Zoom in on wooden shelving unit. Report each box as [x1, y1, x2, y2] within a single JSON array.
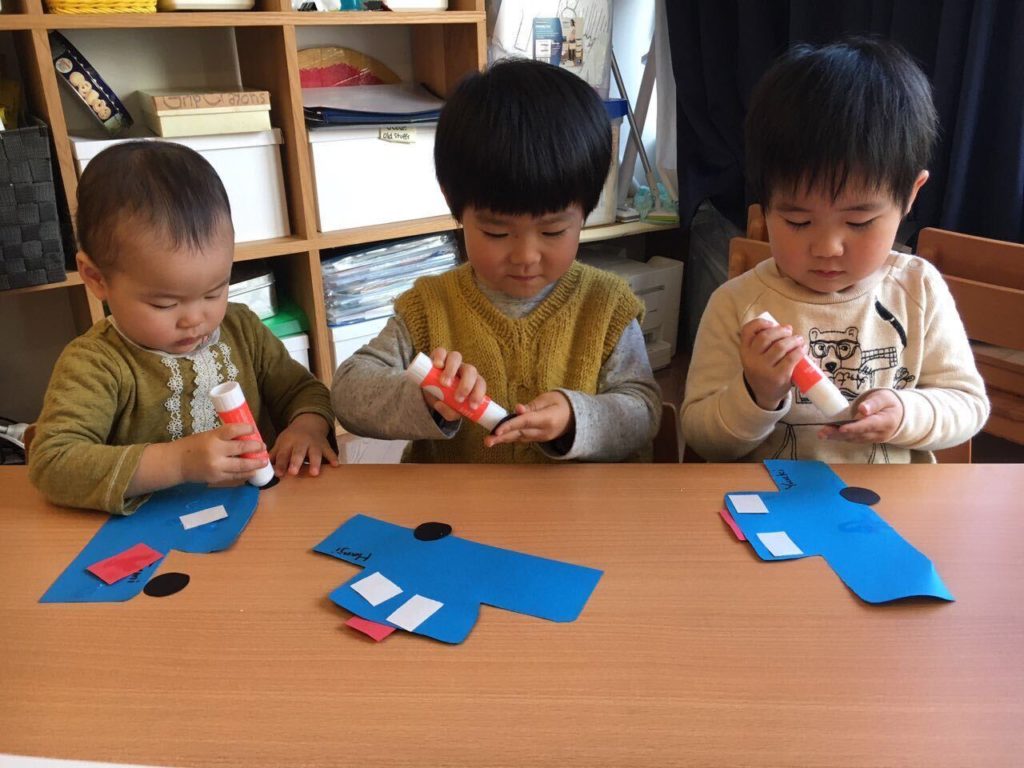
[[1, 0, 486, 382], [2, 3, 676, 389]]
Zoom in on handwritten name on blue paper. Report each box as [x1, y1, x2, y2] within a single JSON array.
[[315, 515, 603, 644], [724, 460, 953, 604]]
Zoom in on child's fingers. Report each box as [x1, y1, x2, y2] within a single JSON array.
[[817, 425, 840, 440], [766, 335, 804, 367], [453, 364, 478, 402], [746, 324, 793, 354], [287, 445, 307, 476], [232, 455, 272, 477], [306, 446, 324, 476], [740, 317, 779, 345], [273, 445, 291, 476], [231, 438, 266, 457], [431, 400, 460, 422], [429, 347, 448, 369], [487, 409, 556, 446], [485, 413, 530, 446], [441, 350, 463, 386], [466, 374, 488, 410], [219, 422, 257, 439], [322, 442, 340, 467]]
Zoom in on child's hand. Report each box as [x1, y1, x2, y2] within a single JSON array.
[[818, 389, 904, 444], [484, 391, 573, 448], [422, 347, 488, 421], [177, 423, 271, 485], [270, 413, 339, 477], [739, 316, 805, 410]]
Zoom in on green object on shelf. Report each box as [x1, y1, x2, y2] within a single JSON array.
[[262, 299, 309, 338]]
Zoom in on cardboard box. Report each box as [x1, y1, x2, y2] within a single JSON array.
[[308, 123, 449, 232], [138, 89, 271, 138], [69, 130, 290, 244]]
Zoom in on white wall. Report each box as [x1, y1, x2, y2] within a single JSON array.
[[610, 0, 657, 196]]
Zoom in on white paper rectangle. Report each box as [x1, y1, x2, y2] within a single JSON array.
[[179, 504, 228, 530], [757, 531, 804, 557], [729, 494, 770, 514], [351, 572, 403, 607], [386, 594, 443, 632]]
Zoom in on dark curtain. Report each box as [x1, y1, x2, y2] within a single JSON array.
[[664, 0, 1024, 244]]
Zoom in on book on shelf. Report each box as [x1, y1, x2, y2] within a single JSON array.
[[139, 88, 272, 138]]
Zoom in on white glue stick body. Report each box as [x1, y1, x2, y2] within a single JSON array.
[[209, 381, 276, 487], [405, 352, 511, 433], [756, 312, 851, 420]]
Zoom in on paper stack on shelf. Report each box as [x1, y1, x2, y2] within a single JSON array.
[[321, 233, 459, 327], [303, 83, 444, 126]]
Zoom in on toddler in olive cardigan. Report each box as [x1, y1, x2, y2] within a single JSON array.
[[30, 142, 336, 513]]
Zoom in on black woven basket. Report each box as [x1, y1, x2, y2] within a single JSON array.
[[0, 120, 67, 291]]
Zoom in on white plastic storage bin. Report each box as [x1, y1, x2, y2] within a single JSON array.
[[308, 123, 449, 232], [330, 316, 389, 372], [281, 332, 311, 371], [69, 130, 290, 244]]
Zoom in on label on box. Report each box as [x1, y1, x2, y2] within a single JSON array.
[[145, 89, 271, 114], [379, 125, 416, 144]]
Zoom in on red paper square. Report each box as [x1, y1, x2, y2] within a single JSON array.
[[346, 615, 396, 642], [87, 543, 164, 585]]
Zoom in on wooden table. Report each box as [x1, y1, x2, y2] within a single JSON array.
[[2, 464, 1023, 767]]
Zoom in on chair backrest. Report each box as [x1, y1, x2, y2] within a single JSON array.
[[728, 236, 773, 280], [916, 227, 1024, 351], [916, 227, 1024, 452], [652, 402, 681, 463], [746, 203, 768, 241]]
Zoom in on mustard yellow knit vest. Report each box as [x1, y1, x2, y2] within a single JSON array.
[[395, 261, 643, 463]]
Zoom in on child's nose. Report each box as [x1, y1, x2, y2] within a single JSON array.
[[811, 230, 844, 258], [508, 239, 541, 265], [177, 307, 204, 329]]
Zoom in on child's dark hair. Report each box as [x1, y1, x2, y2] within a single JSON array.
[[745, 36, 938, 211], [76, 141, 232, 269], [434, 58, 611, 220]]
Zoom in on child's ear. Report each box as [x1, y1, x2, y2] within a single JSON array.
[[76, 251, 108, 301], [904, 170, 930, 214]]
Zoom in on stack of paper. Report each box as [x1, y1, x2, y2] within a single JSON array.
[[321, 233, 458, 327], [303, 83, 444, 126]]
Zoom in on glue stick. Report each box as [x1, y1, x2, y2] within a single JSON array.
[[405, 352, 511, 432], [209, 381, 276, 487], [756, 312, 851, 420]]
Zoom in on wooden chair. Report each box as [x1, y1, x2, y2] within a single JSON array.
[[746, 203, 768, 242], [653, 402, 681, 463], [916, 227, 1024, 448], [728, 236, 772, 279]]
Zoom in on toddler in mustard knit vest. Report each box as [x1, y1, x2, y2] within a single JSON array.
[[332, 59, 661, 462]]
